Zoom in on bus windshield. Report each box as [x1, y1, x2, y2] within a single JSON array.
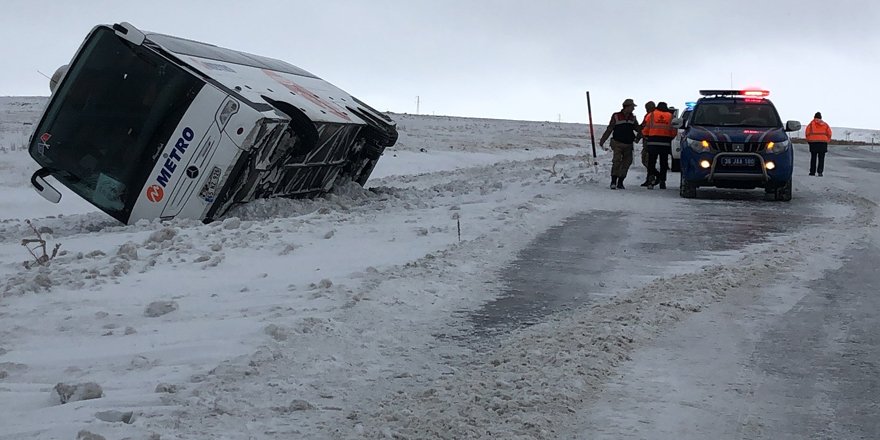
[[29, 26, 203, 223], [691, 101, 781, 128]]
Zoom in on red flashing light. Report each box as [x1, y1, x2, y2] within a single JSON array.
[[743, 130, 760, 134], [744, 98, 764, 103], [699, 89, 772, 98]]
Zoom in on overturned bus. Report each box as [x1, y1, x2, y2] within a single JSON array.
[[29, 22, 397, 225]]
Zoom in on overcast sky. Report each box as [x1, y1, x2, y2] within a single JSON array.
[[2, 0, 878, 129]]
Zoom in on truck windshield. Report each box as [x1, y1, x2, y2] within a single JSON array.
[[691, 101, 781, 128], [29, 26, 203, 223]]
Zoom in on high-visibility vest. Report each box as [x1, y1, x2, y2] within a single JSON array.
[[805, 119, 832, 143], [644, 110, 676, 138]]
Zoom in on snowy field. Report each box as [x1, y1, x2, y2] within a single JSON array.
[[1, 96, 879, 439]]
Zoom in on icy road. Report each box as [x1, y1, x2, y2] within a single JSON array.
[[0, 105, 878, 439]]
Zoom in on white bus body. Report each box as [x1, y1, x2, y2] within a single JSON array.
[[29, 22, 397, 224]]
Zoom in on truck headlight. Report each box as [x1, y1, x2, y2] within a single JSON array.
[[765, 139, 791, 153], [687, 138, 711, 152]]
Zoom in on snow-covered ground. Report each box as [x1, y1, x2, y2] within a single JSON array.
[[1, 96, 878, 439]]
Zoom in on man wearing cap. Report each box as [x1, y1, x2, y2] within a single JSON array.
[[805, 112, 833, 176], [599, 98, 642, 189]]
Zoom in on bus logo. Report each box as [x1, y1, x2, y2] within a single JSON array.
[[146, 184, 165, 203], [155, 127, 195, 187]]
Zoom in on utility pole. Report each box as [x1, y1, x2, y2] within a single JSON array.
[[558, 114, 561, 123], [585, 91, 598, 165], [416, 96, 420, 115]]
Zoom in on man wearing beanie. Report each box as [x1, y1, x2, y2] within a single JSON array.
[[805, 112, 833, 176]]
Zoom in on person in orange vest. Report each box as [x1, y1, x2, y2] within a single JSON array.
[[639, 101, 656, 187], [599, 98, 642, 189], [805, 112, 833, 176], [642, 102, 677, 189]]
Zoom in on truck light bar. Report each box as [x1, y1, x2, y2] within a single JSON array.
[[699, 89, 770, 97]]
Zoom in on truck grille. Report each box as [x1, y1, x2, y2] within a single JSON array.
[[713, 142, 762, 153]]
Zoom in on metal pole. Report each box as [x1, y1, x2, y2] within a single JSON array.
[[586, 91, 598, 165]]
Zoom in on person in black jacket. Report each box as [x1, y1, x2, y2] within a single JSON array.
[[599, 99, 642, 189]]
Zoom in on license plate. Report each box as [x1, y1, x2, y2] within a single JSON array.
[[720, 157, 756, 167], [198, 166, 222, 202]]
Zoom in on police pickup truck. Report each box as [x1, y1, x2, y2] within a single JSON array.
[[674, 90, 801, 201], [669, 102, 694, 172]]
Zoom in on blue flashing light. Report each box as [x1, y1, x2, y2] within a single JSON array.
[[685, 101, 697, 110]]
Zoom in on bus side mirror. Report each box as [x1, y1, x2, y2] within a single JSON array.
[[785, 120, 801, 132], [113, 22, 145, 45], [31, 168, 62, 204], [671, 117, 684, 129]]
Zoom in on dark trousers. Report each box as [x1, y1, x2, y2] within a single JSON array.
[[810, 152, 826, 174], [647, 151, 669, 183]]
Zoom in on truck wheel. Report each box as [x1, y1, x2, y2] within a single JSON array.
[[775, 179, 792, 201], [671, 158, 681, 172], [679, 174, 697, 198]]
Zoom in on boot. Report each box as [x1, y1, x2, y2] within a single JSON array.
[[617, 176, 626, 190], [610, 176, 618, 190], [659, 181, 667, 189], [640, 177, 650, 187]]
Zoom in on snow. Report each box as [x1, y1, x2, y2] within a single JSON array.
[[1, 96, 879, 439]]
